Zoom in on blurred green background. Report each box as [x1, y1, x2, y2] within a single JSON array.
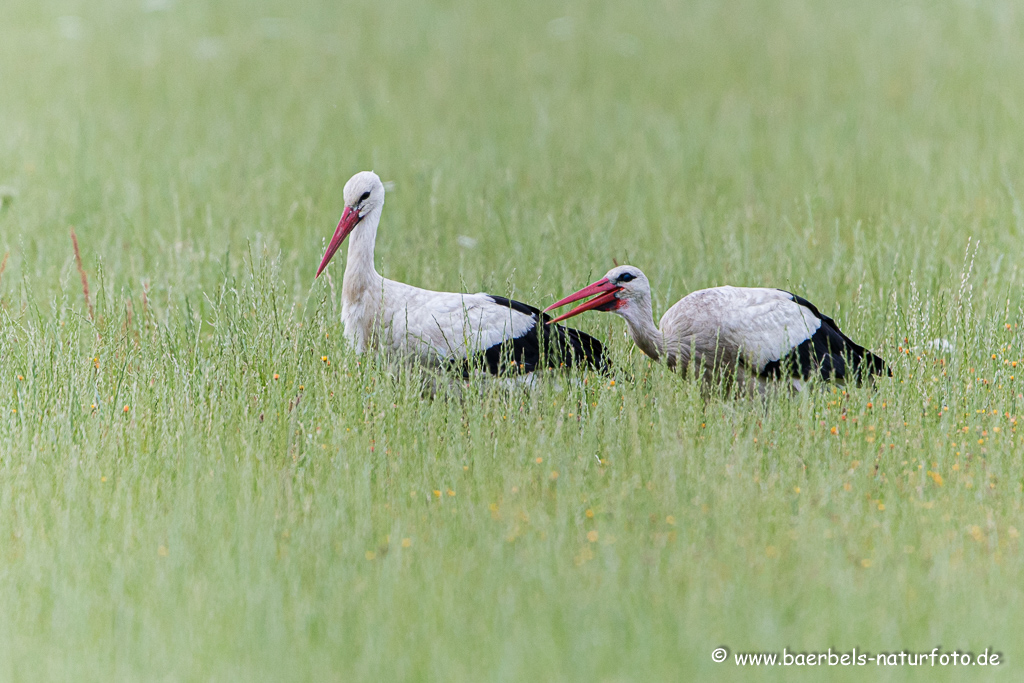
[[4, 0, 1022, 303]]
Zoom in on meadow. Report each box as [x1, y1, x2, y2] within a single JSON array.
[[1, 0, 1023, 680]]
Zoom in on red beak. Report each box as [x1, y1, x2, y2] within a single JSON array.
[[544, 278, 622, 324], [315, 206, 362, 278]]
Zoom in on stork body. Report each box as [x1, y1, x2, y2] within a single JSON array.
[[316, 172, 605, 375], [547, 266, 887, 392]]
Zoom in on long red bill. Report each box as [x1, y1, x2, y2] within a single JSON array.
[[544, 278, 621, 325], [315, 206, 361, 278]]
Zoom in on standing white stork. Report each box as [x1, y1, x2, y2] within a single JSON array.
[[545, 265, 888, 392], [315, 171, 606, 376]]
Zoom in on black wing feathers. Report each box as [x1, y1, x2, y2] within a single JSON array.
[[760, 293, 889, 383], [450, 295, 607, 377], [484, 295, 539, 318]]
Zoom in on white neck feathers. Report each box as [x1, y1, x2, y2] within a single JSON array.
[[618, 298, 664, 362], [340, 207, 385, 352]]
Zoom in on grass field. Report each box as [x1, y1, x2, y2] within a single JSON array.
[[2, 0, 1024, 680]]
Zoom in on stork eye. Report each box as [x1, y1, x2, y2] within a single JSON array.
[[359, 191, 371, 202], [618, 273, 636, 283]]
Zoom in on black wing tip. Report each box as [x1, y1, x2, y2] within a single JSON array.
[[760, 321, 891, 385], [569, 327, 611, 373], [458, 297, 609, 376], [786, 293, 894, 382], [860, 350, 891, 379]]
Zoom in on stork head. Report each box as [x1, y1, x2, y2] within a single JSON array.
[[315, 171, 386, 278], [545, 265, 650, 324]]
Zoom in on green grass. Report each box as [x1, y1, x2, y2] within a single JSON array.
[[1, 0, 1023, 680]]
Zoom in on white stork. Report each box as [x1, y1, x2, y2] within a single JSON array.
[[315, 171, 606, 376], [545, 265, 888, 392]]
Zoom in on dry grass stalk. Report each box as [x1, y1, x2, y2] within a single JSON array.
[[70, 227, 94, 321]]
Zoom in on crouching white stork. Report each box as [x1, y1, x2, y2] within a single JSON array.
[[545, 265, 888, 392], [315, 171, 606, 376]]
